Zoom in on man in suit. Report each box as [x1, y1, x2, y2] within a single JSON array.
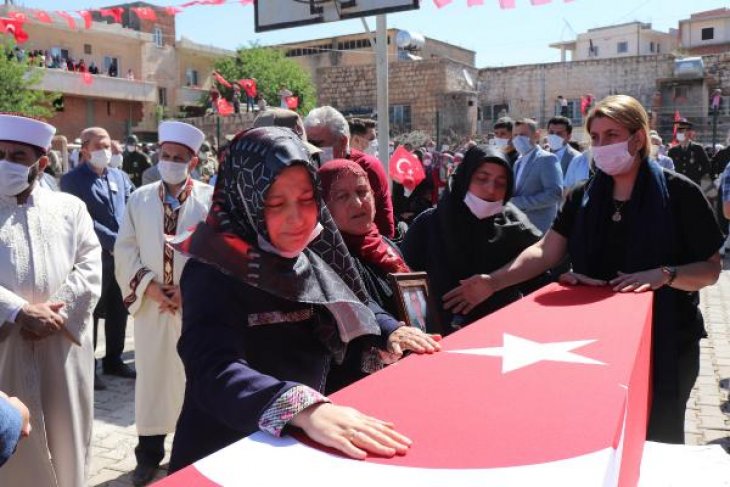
[[668, 118, 712, 186], [510, 118, 563, 233], [546, 116, 581, 176]]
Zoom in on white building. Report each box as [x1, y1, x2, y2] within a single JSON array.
[[678, 8, 730, 55]]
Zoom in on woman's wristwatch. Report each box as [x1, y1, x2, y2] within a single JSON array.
[[660, 266, 677, 287]]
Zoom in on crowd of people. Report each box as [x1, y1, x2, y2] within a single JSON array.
[[0, 93, 726, 486], [11, 46, 125, 78]]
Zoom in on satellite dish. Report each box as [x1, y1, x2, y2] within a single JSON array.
[[395, 30, 425, 51], [463, 69, 475, 89]]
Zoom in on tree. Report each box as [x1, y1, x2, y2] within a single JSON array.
[[0, 41, 59, 119], [213, 46, 316, 115]]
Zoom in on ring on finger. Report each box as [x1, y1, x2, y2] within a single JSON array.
[[348, 429, 361, 442]]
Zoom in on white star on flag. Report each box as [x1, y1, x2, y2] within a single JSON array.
[[448, 333, 606, 373]]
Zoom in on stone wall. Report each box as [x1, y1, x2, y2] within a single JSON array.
[[317, 58, 477, 139]]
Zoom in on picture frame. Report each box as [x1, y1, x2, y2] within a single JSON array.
[[387, 272, 442, 335]]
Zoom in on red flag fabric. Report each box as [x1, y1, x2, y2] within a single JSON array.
[[56, 11, 77, 30], [0, 17, 29, 44], [467, 0, 485, 5], [216, 98, 234, 116], [239, 0, 254, 5], [672, 110, 681, 144], [285, 96, 299, 110], [212, 71, 232, 89], [99, 7, 124, 23], [132, 7, 157, 21], [389, 146, 426, 192], [78, 10, 93, 29], [164, 6, 183, 16], [160, 284, 653, 486], [33, 10, 53, 24], [498, 0, 516, 8], [82, 71, 93, 85], [432, 0, 453, 7], [239, 79, 257, 97], [7, 12, 26, 22], [202, 0, 226, 4], [181, 1, 201, 7]]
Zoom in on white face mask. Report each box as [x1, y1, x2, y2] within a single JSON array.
[[676, 132, 686, 142], [365, 140, 378, 156], [650, 144, 660, 159], [158, 160, 189, 185], [512, 135, 534, 155], [491, 137, 509, 148], [463, 191, 504, 220], [126, 145, 136, 153], [319, 147, 334, 165], [592, 138, 636, 176], [0, 159, 33, 196], [109, 153, 123, 168], [89, 149, 112, 169], [546, 134, 565, 151]]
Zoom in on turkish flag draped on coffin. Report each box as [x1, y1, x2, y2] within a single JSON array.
[[158, 283, 652, 487]]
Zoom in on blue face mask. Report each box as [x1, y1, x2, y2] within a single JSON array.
[[512, 135, 534, 155]]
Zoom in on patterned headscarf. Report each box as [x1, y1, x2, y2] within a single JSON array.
[[173, 127, 380, 354]]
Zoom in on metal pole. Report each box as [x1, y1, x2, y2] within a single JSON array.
[[216, 114, 221, 152], [375, 14, 390, 181], [713, 107, 719, 152]]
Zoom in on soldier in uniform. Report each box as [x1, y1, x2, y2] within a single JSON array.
[[668, 118, 712, 186], [123, 134, 151, 187]]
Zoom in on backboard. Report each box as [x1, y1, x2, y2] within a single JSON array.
[[254, 0, 420, 32]]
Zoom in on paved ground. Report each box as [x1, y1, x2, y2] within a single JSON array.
[[88, 265, 730, 486]]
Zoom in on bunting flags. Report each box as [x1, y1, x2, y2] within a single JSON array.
[[132, 7, 157, 21], [56, 11, 76, 30], [164, 6, 183, 16], [78, 10, 93, 29], [435, 0, 576, 7], [33, 10, 53, 24], [99, 7, 125, 24]]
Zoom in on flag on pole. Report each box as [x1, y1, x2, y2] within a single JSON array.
[[216, 98, 234, 116], [212, 71, 232, 88]]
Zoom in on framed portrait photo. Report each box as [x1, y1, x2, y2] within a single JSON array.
[[388, 272, 442, 334]]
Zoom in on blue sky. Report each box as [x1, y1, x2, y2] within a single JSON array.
[[17, 0, 729, 67]]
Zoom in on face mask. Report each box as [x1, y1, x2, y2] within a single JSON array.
[[158, 160, 189, 185], [89, 149, 112, 169], [592, 137, 636, 176], [512, 135, 534, 155], [650, 144, 660, 159], [0, 159, 33, 196], [676, 132, 686, 142], [126, 145, 136, 153], [491, 137, 509, 148], [109, 154, 123, 168], [365, 140, 378, 156], [319, 147, 334, 165], [463, 191, 504, 220], [546, 134, 565, 151]]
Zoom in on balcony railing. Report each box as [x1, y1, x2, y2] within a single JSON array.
[[176, 86, 207, 106], [31, 68, 157, 103]]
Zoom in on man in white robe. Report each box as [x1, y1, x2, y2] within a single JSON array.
[[115, 121, 212, 486], [0, 114, 101, 487]]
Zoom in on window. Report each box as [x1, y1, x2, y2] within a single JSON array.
[[389, 105, 411, 133], [158, 87, 168, 107], [701, 27, 714, 41], [185, 69, 198, 87], [482, 103, 510, 123], [107, 101, 112, 116], [103, 56, 119, 74], [153, 26, 163, 47], [650, 42, 655, 53], [657, 43, 661, 53], [50, 47, 69, 62], [617, 41, 629, 54], [84, 44, 92, 55]]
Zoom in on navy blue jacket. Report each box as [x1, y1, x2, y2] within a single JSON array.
[[169, 259, 400, 472], [60, 164, 134, 253], [0, 396, 21, 468]]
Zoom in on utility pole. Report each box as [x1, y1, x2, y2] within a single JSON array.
[[375, 14, 390, 179]]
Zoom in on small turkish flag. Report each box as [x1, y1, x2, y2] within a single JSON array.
[[239, 78, 257, 97], [285, 96, 299, 110], [82, 71, 93, 85], [0, 17, 28, 44], [216, 98, 234, 116], [132, 7, 157, 22], [389, 145, 425, 192]]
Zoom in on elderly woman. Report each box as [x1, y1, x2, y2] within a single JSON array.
[[402, 146, 542, 333], [168, 127, 438, 472], [445, 95, 723, 444]]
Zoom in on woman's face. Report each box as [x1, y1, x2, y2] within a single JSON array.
[[326, 171, 375, 236], [264, 165, 318, 253], [467, 162, 508, 202], [589, 116, 643, 156]]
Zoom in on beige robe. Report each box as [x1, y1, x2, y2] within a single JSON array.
[[0, 187, 101, 487], [115, 179, 213, 436]]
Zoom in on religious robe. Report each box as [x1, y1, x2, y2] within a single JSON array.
[[114, 179, 213, 436], [0, 186, 101, 487]]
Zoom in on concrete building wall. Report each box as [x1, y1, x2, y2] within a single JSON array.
[[573, 23, 676, 61], [680, 14, 730, 50], [51, 96, 144, 141]]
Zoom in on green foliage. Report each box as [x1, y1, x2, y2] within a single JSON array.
[[0, 41, 59, 119], [214, 46, 316, 115]]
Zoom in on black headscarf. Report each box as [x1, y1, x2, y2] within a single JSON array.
[[435, 145, 540, 323], [173, 127, 380, 358]]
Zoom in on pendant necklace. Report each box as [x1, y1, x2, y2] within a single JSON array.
[[612, 200, 627, 222]]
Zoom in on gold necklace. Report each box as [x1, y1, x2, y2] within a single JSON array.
[[612, 200, 628, 222]]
